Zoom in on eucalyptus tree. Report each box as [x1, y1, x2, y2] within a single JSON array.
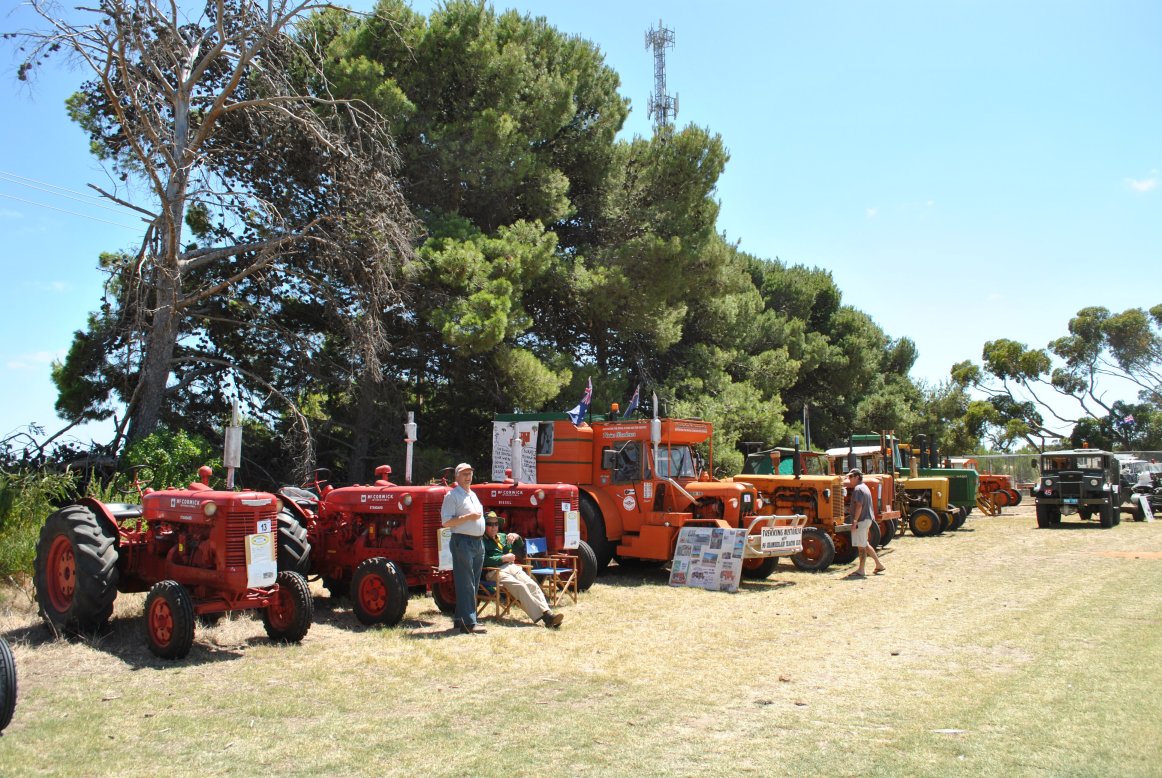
[[13, 0, 415, 464]]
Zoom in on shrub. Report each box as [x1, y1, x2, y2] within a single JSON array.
[[0, 468, 77, 579]]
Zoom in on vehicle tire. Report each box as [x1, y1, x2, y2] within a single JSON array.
[[579, 494, 614, 572], [1007, 489, 1022, 506], [936, 511, 951, 534], [791, 527, 836, 572], [1129, 496, 1146, 522], [1099, 503, 1115, 529], [1111, 501, 1121, 526], [573, 540, 599, 592], [1079, 507, 1092, 521], [878, 519, 896, 547], [909, 507, 940, 537], [263, 571, 313, 642], [144, 580, 196, 660], [1035, 503, 1060, 528], [431, 576, 456, 615], [833, 532, 857, 565], [350, 558, 408, 626], [868, 520, 882, 548], [34, 505, 119, 634], [277, 510, 311, 575], [386, 561, 410, 624], [0, 637, 15, 733], [950, 506, 968, 531], [741, 555, 779, 580]]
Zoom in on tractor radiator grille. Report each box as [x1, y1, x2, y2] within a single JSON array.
[[832, 493, 845, 522], [422, 501, 443, 554], [225, 509, 279, 567], [553, 500, 566, 539]]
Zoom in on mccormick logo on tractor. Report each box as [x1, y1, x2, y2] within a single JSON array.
[[360, 494, 393, 503], [489, 489, 527, 499], [170, 498, 203, 509]]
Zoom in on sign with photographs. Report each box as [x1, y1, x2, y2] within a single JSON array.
[[668, 526, 748, 592]]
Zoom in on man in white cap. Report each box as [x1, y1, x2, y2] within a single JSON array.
[[441, 462, 487, 634]]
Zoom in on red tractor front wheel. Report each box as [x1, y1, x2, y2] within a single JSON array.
[[351, 558, 408, 626], [144, 580, 195, 660], [263, 571, 314, 643]]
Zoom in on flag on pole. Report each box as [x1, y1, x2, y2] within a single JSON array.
[[567, 377, 593, 426], [1124, 414, 1135, 425], [622, 384, 640, 418]]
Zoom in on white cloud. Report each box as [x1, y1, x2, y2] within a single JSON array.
[[6, 350, 63, 371], [33, 281, 70, 294], [1127, 170, 1158, 193], [866, 207, 878, 218]]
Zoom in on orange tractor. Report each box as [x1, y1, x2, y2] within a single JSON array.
[[976, 473, 1022, 515], [495, 412, 802, 579], [34, 466, 314, 659], [735, 445, 896, 573]]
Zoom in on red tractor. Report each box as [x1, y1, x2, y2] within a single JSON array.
[[34, 466, 314, 660], [280, 465, 595, 625]]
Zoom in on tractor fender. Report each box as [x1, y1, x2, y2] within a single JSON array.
[[77, 497, 124, 550], [277, 493, 314, 524], [580, 486, 625, 542]]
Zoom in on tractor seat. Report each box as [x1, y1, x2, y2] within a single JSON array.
[[279, 486, 319, 507], [104, 503, 143, 520]]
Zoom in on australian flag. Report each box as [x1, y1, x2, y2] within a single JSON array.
[[1122, 414, 1135, 426], [567, 377, 593, 426], [622, 384, 640, 418]]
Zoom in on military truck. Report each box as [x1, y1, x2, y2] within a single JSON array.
[[1032, 448, 1122, 528]]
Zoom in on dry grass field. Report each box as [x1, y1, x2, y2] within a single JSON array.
[[2, 503, 1160, 777]]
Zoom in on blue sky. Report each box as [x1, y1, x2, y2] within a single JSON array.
[[1, 0, 1159, 444]]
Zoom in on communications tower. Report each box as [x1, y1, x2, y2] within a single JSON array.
[[645, 19, 678, 130]]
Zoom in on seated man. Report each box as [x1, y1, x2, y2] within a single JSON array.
[[482, 512, 564, 628]]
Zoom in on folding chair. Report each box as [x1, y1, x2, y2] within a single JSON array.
[[523, 537, 579, 607], [476, 568, 514, 619]]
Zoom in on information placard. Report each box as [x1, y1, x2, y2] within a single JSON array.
[[669, 526, 748, 592], [760, 525, 803, 554]]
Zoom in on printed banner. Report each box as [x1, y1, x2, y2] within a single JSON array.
[[760, 525, 803, 554]]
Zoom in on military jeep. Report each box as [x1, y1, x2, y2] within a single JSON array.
[[1033, 449, 1121, 529]]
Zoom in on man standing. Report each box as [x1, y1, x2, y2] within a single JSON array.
[[441, 462, 487, 634], [482, 512, 564, 628], [846, 468, 886, 578]]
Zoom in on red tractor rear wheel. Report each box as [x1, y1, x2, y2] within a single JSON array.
[[431, 576, 457, 615], [350, 558, 407, 627], [34, 505, 118, 634], [263, 571, 313, 643], [144, 580, 195, 660]]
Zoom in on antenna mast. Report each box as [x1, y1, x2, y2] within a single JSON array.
[[644, 19, 678, 130]]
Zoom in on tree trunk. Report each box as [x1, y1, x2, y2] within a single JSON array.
[[347, 375, 379, 484], [125, 267, 181, 444]]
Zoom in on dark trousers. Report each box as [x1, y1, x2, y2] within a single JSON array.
[[450, 533, 484, 627]]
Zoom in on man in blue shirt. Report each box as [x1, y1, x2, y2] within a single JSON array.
[[441, 462, 487, 634]]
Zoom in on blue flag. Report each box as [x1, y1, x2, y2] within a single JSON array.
[[622, 384, 640, 418], [567, 377, 593, 425]]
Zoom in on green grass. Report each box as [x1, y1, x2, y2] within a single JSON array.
[[1, 507, 1160, 776]]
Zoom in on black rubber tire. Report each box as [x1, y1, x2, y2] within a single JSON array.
[[277, 509, 311, 575], [144, 580, 196, 660], [431, 576, 457, 615], [879, 519, 896, 547], [1130, 497, 1146, 522], [909, 507, 941, 537], [1079, 507, 1093, 521], [263, 571, 313, 643], [1008, 490, 1022, 506], [579, 494, 614, 572], [791, 526, 836, 572], [936, 511, 951, 534], [573, 540, 599, 592], [950, 506, 968, 531], [350, 557, 408, 626], [34, 505, 119, 634], [1099, 503, 1115, 529], [387, 561, 410, 624], [833, 531, 858, 565], [1113, 501, 1121, 526], [1035, 503, 1060, 528], [740, 555, 779, 580], [868, 520, 882, 548], [0, 636, 15, 733]]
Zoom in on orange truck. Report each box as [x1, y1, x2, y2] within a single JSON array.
[[493, 412, 804, 579]]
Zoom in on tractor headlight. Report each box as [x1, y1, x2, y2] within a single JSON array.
[[402, 493, 413, 507], [822, 489, 830, 499], [273, 498, 283, 514], [203, 502, 218, 517], [534, 489, 545, 502], [756, 496, 765, 510]]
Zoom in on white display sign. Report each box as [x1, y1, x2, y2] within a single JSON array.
[[761, 525, 803, 554], [245, 531, 277, 588], [563, 507, 580, 549], [669, 526, 748, 592], [491, 421, 539, 482], [437, 527, 453, 571]]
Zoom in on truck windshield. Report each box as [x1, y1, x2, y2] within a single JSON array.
[[657, 445, 697, 479], [1043, 455, 1105, 471]]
